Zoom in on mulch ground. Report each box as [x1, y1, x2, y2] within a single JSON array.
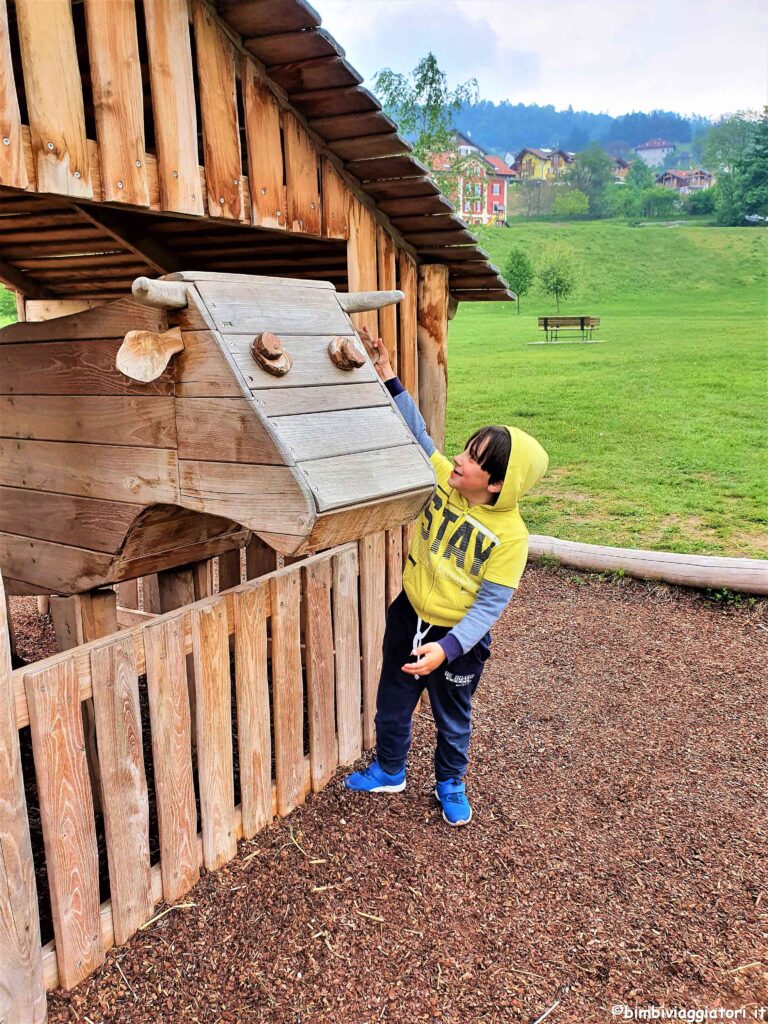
[[13, 565, 768, 1024]]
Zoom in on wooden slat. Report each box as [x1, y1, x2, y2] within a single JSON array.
[[24, 657, 103, 988], [269, 56, 361, 94], [244, 27, 343, 66], [332, 547, 361, 764], [245, 536, 278, 579], [272, 405, 411, 461], [222, 0, 321, 37], [217, 548, 241, 591], [362, 176, 440, 202], [346, 155, 428, 182], [403, 229, 477, 247], [300, 444, 434, 512], [0, 487, 140, 552], [347, 198, 379, 335], [0, 297, 165, 343], [230, 334, 379, 390], [415, 246, 489, 263], [0, 395, 177, 447], [84, 0, 149, 206], [450, 289, 514, 302], [290, 84, 379, 120], [253, 382, 386, 417], [175, 329, 240, 397], [398, 248, 419, 401], [0, 339, 174, 395], [389, 214, 456, 233], [270, 570, 305, 816], [144, 0, 203, 215], [378, 194, 454, 217], [199, 280, 349, 335], [0, 572, 46, 1022], [179, 461, 312, 536], [0, 439, 179, 504], [192, 0, 243, 221], [90, 636, 153, 945], [329, 134, 410, 162], [309, 110, 396, 142], [241, 58, 285, 231], [175, 396, 279, 462], [15, 0, 92, 198], [233, 584, 272, 838], [386, 528, 403, 607], [143, 615, 199, 902], [377, 226, 397, 371], [321, 156, 350, 239], [417, 264, 449, 450], [191, 598, 237, 870], [283, 111, 321, 235], [451, 275, 512, 290], [0, 0, 29, 190], [302, 559, 336, 791], [358, 532, 385, 749], [0, 532, 113, 593]]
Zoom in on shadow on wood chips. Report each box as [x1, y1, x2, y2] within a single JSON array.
[[12, 565, 768, 1024]]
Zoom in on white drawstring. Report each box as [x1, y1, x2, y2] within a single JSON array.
[[411, 616, 433, 679]]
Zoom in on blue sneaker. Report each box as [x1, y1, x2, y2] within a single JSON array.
[[344, 760, 406, 793], [434, 779, 472, 826]]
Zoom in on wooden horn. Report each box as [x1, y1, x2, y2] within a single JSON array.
[[132, 276, 188, 309], [337, 289, 404, 313]]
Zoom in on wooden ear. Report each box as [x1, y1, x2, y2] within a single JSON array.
[[328, 335, 367, 370], [116, 326, 184, 382]]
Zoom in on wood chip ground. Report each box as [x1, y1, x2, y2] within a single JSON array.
[[11, 565, 767, 1023]]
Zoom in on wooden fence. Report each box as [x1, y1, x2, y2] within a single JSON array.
[[1, 534, 388, 1021]]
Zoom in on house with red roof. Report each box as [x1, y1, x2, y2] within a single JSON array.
[[432, 134, 517, 226], [635, 139, 676, 167], [656, 168, 714, 193]]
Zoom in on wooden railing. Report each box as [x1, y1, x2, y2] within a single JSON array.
[[1, 534, 388, 1020]]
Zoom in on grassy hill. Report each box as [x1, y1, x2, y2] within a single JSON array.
[[447, 221, 767, 558]]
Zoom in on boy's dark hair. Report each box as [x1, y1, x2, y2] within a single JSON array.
[[466, 426, 511, 497]]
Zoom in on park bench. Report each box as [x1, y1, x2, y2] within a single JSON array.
[[538, 316, 601, 341]]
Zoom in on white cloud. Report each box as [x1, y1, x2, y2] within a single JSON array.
[[314, 0, 767, 117]]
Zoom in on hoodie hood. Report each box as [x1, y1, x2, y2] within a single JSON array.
[[492, 426, 549, 511]]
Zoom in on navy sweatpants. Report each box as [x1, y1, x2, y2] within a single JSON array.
[[375, 591, 491, 782]]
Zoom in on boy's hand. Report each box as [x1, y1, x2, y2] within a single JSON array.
[[402, 642, 446, 676], [359, 323, 395, 381]]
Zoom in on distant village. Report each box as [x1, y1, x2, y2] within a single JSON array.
[[440, 131, 715, 225]]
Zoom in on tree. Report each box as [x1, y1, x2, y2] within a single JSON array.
[[0, 286, 16, 322], [502, 248, 535, 315], [685, 189, 716, 215], [551, 189, 589, 218], [638, 187, 678, 218], [566, 143, 615, 215], [537, 248, 578, 312], [713, 109, 768, 225], [703, 111, 761, 173], [626, 159, 655, 189]]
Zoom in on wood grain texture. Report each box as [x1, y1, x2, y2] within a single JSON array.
[[283, 111, 321, 235], [302, 560, 336, 791], [0, 571, 46, 1022], [241, 58, 285, 230], [0, 395, 177, 447], [0, 0, 29, 190], [233, 585, 272, 837], [179, 460, 313, 535], [300, 444, 434, 512], [347, 198, 379, 335], [199, 281, 350, 336], [386, 528, 403, 607], [15, 0, 92, 197], [245, 536, 278, 579], [252, 381, 387, 417], [175, 396, 280, 463], [175, 330, 240, 397], [144, 615, 199, 902], [270, 570, 305, 817], [231, 334, 378, 391], [90, 637, 153, 945], [0, 532, 114, 594], [398, 249, 419, 402], [0, 339, 174, 396], [0, 439, 179, 504], [417, 264, 449, 451], [144, 0, 203, 215], [84, 0, 149, 206], [332, 547, 362, 765], [217, 548, 242, 591], [375, 227, 397, 371], [358, 532, 386, 749], [0, 486, 140, 552], [193, 0, 243, 221], [191, 598, 237, 869], [24, 657, 104, 988], [294, 486, 433, 555], [0, 297, 165, 344], [321, 157, 350, 239]]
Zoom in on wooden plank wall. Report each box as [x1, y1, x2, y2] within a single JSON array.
[[1, 538, 389, 1001]]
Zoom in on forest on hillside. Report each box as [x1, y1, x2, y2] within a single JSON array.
[[455, 101, 711, 156]]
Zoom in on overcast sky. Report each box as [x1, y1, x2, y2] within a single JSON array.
[[314, 0, 766, 119]]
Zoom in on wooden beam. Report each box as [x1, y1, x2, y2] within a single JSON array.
[[0, 256, 54, 299], [72, 204, 180, 274], [417, 264, 449, 451]]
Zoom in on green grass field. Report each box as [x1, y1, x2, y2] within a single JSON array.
[[447, 221, 767, 557]]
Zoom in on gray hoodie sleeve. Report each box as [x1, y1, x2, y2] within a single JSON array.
[[437, 580, 514, 662], [384, 377, 436, 456]]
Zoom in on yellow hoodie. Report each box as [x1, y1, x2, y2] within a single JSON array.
[[403, 426, 549, 627]]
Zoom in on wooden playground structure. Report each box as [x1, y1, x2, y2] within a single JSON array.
[[0, 0, 513, 1020]]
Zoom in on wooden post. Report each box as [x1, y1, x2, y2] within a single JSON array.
[[245, 536, 278, 579], [417, 264, 450, 452], [0, 571, 47, 1023], [217, 549, 242, 591]]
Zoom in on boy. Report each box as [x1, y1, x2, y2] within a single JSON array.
[[345, 335, 549, 826]]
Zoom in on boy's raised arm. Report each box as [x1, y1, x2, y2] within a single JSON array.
[[371, 336, 437, 456]]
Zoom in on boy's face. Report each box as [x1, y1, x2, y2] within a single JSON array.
[[449, 440, 503, 503]]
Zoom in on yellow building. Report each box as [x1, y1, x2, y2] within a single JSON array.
[[512, 148, 574, 180]]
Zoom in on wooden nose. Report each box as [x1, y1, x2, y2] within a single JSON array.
[[250, 332, 293, 377], [328, 335, 366, 370]]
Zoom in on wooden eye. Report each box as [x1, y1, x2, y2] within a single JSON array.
[[250, 332, 293, 377], [328, 335, 366, 370]]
